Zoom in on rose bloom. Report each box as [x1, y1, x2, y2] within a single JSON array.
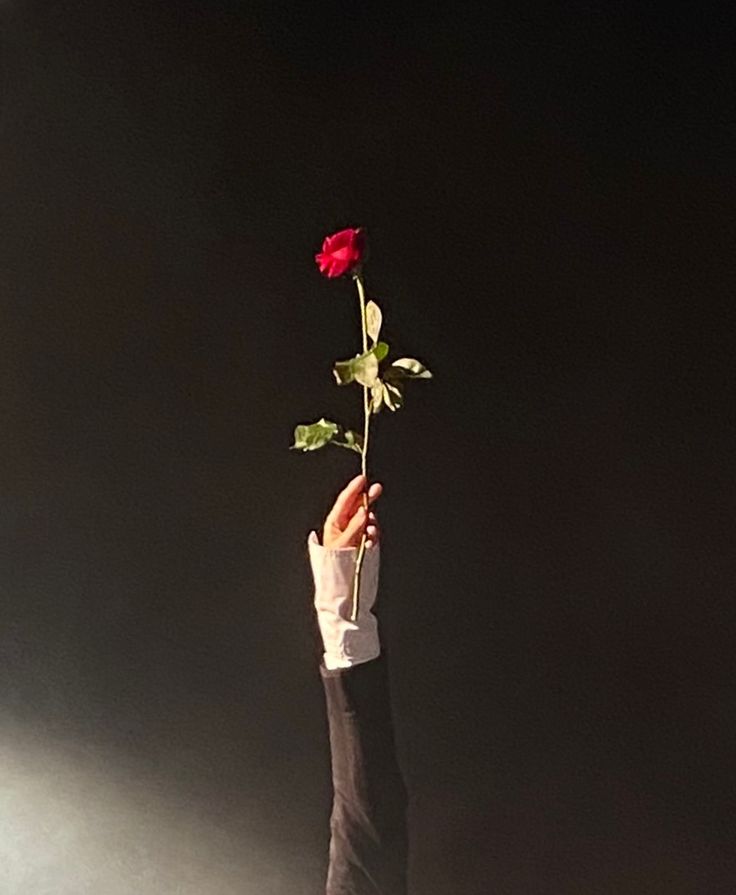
[[315, 227, 366, 278]]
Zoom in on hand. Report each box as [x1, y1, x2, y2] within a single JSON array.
[[322, 474, 382, 550]]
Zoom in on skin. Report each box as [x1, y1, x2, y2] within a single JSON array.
[[322, 474, 382, 550]]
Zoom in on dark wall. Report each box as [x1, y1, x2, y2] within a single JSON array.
[[1, 2, 733, 893]]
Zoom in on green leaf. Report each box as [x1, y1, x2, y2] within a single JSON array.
[[333, 357, 358, 386], [366, 300, 382, 343], [383, 381, 404, 411], [333, 342, 390, 388], [350, 350, 378, 387], [333, 429, 364, 454], [290, 418, 338, 452], [388, 357, 433, 379], [373, 341, 389, 362]]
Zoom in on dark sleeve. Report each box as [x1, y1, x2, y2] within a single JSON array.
[[321, 653, 409, 895]]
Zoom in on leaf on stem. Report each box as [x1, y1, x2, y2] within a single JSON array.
[[366, 300, 382, 343], [373, 341, 389, 362], [333, 342, 389, 388], [333, 430, 364, 453], [371, 380, 384, 413], [386, 357, 433, 379], [383, 380, 404, 411], [291, 418, 339, 451]]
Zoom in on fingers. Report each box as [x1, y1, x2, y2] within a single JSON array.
[[366, 481, 383, 505], [327, 474, 366, 529], [348, 509, 380, 550], [331, 507, 381, 550], [327, 475, 383, 529], [336, 504, 368, 548], [323, 476, 384, 548], [365, 510, 380, 550]]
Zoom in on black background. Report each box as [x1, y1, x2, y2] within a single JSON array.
[[1, 2, 734, 893]]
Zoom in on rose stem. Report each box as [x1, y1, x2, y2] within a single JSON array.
[[351, 272, 370, 622]]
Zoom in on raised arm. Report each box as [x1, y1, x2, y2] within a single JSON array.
[[309, 475, 409, 895]]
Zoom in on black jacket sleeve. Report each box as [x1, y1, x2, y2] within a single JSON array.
[[321, 653, 409, 895]]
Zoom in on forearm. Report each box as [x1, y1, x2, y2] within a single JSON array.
[[309, 530, 408, 894], [322, 657, 408, 895]]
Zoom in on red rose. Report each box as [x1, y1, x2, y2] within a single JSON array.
[[315, 227, 366, 278]]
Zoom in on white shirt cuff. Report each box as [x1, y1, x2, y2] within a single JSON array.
[[307, 531, 381, 670]]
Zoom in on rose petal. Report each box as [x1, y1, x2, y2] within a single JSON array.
[[315, 227, 366, 278]]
